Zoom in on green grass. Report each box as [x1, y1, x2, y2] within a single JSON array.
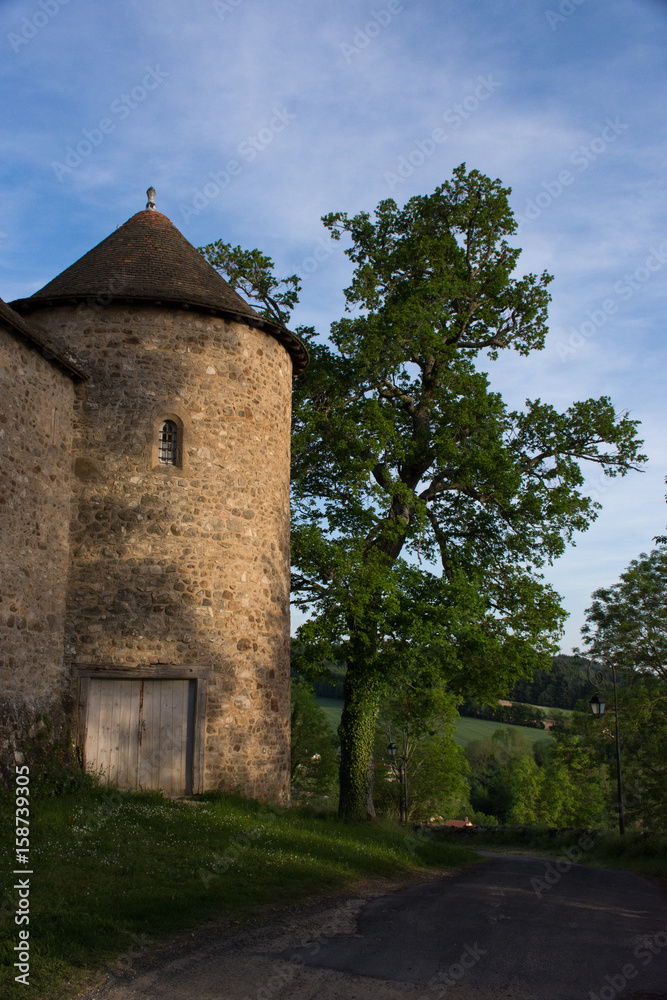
[[315, 697, 554, 747], [316, 696, 348, 731], [0, 787, 476, 1000], [433, 826, 667, 879], [454, 715, 553, 746]]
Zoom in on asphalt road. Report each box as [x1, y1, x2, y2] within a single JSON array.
[[80, 854, 667, 1000], [291, 852, 667, 998]]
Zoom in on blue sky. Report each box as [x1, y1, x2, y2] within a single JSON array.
[[2, 0, 666, 654]]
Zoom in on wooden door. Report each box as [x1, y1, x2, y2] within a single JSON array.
[[84, 678, 196, 795]]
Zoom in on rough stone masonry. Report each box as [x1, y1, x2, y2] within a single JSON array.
[[2, 196, 307, 802]]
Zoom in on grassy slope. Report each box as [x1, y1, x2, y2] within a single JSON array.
[[316, 697, 554, 746], [0, 789, 476, 1000], [433, 827, 667, 879]]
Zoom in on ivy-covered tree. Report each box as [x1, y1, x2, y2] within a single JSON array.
[[201, 164, 646, 820]]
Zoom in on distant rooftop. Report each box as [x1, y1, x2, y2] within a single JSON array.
[[0, 295, 86, 380]]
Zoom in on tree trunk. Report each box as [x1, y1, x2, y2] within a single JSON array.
[[337, 657, 379, 820]]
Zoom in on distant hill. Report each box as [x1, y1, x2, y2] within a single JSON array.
[[297, 654, 592, 711], [314, 697, 554, 748], [508, 654, 591, 710]]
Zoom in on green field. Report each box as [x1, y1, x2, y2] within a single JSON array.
[[453, 714, 553, 746], [315, 697, 554, 746]]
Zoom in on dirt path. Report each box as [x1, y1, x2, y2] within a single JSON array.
[[73, 869, 461, 1000]]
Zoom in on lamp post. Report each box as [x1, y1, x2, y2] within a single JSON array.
[[387, 737, 409, 825], [589, 661, 625, 835]]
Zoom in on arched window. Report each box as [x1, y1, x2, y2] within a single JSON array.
[[158, 420, 178, 465]]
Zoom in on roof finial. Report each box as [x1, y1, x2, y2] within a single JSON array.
[[146, 187, 156, 210]]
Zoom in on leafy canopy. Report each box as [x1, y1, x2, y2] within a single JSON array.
[[199, 240, 300, 325], [581, 546, 667, 680], [200, 163, 647, 818], [290, 165, 645, 693]]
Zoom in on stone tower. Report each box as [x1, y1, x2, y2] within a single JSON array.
[[10, 192, 307, 801]]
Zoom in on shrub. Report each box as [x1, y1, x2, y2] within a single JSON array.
[[0, 696, 97, 796]]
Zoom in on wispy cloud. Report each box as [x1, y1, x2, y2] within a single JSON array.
[[1, 0, 666, 650]]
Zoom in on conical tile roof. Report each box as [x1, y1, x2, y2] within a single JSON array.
[[10, 207, 308, 373]]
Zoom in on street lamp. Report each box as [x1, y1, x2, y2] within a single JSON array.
[[386, 738, 409, 825], [589, 692, 606, 716], [589, 661, 625, 835]]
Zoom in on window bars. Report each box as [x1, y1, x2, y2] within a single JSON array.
[[158, 419, 178, 465]]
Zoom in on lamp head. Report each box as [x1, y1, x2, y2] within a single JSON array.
[[590, 691, 606, 716]]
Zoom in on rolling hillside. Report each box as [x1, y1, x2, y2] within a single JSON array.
[[315, 697, 554, 747]]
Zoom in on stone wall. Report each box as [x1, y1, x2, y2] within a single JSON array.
[[0, 324, 75, 711], [29, 302, 292, 802]]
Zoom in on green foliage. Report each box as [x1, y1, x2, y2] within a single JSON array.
[[466, 727, 534, 823], [290, 680, 338, 797], [620, 683, 667, 834], [199, 163, 646, 820], [579, 546, 667, 833], [508, 733, 610, 827], [292, 167, 645, 817], [466, 723, 609, 827], [578, 677, 667, 835], [459, 697, 548, 728], [198, 239, 301, 325], [581, 545, 667, 681], [373, 681, 469, 822]]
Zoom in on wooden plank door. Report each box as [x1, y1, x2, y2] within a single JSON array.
[[137, 679, 196, 796], [85, 678, 196, 795], [84, 678, 141, 788]]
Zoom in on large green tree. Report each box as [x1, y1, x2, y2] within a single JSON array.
[[201, 164, 645, 820]]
